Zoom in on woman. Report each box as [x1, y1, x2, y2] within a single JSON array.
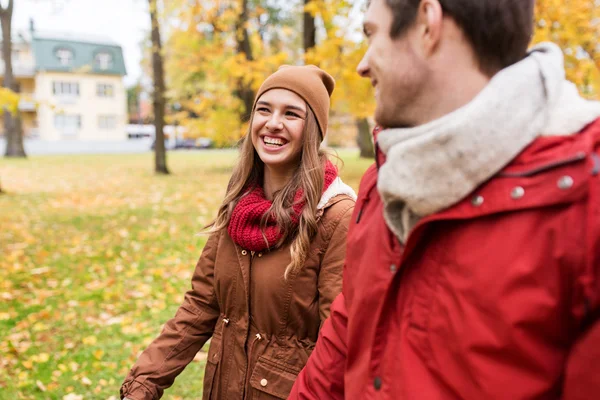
[[120, 65, 356, 400]]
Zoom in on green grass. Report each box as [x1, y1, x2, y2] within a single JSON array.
[[0, 149, 372, 399]]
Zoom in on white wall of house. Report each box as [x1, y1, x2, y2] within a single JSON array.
[[35, 71, 127, 141], [0, 41, 36, 77]]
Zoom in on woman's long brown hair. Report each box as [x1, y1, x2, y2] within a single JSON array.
[[206, 104, 327, 278]]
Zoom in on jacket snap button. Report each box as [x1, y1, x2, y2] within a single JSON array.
[[258, 252, 263, 257], [557, 176, 574, 190], [511, 186, 525, 199], [373, 376, 382, 390], [390, 264, 397, 274], [471, 195, 484, 207], [241, 250, 248, 256], [260, 378, 268, 387]]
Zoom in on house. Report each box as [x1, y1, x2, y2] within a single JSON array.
[[1, 21, 127, 141]]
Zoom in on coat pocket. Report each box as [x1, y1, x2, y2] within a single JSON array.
[[249, 355, 301, 399], [202, 334, 223, 400]]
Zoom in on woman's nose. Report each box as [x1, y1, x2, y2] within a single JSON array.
[[265, 113, 283, 130]]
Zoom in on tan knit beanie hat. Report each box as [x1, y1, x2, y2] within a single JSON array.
[[253, 65, 335, 139]]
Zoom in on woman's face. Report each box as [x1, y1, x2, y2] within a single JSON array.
[[251, 89, 306, 172]]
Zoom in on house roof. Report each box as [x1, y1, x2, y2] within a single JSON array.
[[31, 34, 127, 76]]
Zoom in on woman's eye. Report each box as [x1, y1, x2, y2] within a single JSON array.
[[286, 111, 301, 118], [256, 107, 270, 113]]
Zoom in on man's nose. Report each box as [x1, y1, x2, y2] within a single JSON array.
[[356, 51, 370, 78]]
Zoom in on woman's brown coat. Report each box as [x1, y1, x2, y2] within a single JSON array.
[[120, 194, 354, 400]]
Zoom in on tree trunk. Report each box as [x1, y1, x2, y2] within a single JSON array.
[[0, 0, 26, 158], [149, 0, 169, 174], [235, 0, 255, 118], [303, 0, 316, 53], [356, 117, 374, 158]]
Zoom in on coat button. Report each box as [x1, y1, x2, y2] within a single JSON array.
[[390, 264, 397, 274], [260, 378, 268, 387], [471, 195, 484, 207], [258, 252, 263, 257], [511, 186, 525, 199], [373, 376, 382, 391], [241, 250, 248, 256], [557, 176, 574, 190]]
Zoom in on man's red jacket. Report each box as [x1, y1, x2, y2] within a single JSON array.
[[289, 119, 600, 399]]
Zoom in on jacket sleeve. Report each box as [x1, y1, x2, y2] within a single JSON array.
[[563, 153, 600, 400], [317, 201, 353, 325], [563, 318, 600, 399], [289, 293, 348, 400], [120, 231, 222, 400]]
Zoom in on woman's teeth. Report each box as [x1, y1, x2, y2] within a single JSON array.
[[264, 137, 285, 146]]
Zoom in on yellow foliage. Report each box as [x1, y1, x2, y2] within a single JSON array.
[[162, 0, 599, 147], [0, 87, 20, 114], [533, 0, 600, 98], [165, 0, 296, 146]]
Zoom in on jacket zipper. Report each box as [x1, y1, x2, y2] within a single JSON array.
[[241, 249, 256, 399]]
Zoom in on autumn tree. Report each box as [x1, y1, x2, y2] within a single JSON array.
[[0, 0, 25, 158], [157, 0, 599, 154], [149, 0, 169, 174], [164, 0, 293, 147], [234, 0, 255, 117], [305, 0, 375, 157], [303, 0, 316, 52]]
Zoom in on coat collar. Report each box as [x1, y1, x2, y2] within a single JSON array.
[[420, 119, 600, 224]]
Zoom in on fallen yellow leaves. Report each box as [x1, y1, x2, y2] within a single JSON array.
[[0, 151, 369, 398], [82, 336, 97, 346], [93, 349, 104, 360]]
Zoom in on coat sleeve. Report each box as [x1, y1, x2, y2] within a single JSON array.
[[120, 231, 222, 400], [317, 201, 353, 325], [563, 150, 600, 400], [563, 318, 600, 399], [289, 293, 348, 400]]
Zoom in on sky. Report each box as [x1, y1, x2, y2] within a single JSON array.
[[15, 0, 150, 86]]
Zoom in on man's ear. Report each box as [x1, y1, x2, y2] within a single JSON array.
[[415, 0, 444, 57]]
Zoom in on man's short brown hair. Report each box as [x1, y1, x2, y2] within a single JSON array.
[[385, 0, 534, 75]]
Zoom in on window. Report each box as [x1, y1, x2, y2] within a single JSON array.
[[97, 83, 114, 97], [98, 115, 117, 130], [53, 81, 80, 96], [55, 48, 74, 66], [54, 114, 81, 137], [95, 52, 113, 70]]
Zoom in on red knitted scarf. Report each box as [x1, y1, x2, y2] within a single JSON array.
[[228, 161, 338, 252]]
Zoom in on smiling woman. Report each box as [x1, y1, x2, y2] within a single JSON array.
[[251, 89, 308, 181], [120, 65, 357, 400]]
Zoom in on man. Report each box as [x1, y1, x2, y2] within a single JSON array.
[[289, 0, 600, 399]]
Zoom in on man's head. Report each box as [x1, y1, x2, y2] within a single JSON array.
[[358, 0, 534, 128]]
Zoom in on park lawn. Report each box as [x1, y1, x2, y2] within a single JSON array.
[[0, 149, 372, 400]]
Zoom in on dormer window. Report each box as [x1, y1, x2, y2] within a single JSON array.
[[55, 48, 74, 66], [95, 51, 113, 70]]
